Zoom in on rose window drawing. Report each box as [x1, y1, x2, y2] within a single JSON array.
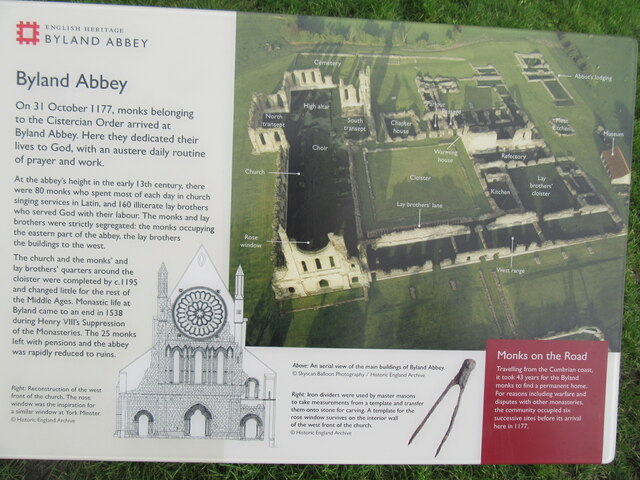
[[173, 287, 227, 338]]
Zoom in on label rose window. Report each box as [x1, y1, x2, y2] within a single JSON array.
[[173, 287, 227, 338]]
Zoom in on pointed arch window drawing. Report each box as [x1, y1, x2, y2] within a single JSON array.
[[172, 349, 181, 383]]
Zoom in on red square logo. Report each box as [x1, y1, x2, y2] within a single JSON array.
[[16, 21, 40, 45]]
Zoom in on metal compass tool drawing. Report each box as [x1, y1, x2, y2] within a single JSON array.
[[408, 358, 476, 457]]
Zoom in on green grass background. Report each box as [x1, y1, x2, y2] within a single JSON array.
[[364, 143, 490, 226], [4, 0, 639, 478]]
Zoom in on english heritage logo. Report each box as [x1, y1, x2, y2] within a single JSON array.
[[16, 21, 40, 45]]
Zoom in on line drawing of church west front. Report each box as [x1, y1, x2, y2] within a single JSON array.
[[115, 247, 276, 445]]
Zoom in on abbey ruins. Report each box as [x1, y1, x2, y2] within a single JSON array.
[[246, 55, 625, 301]]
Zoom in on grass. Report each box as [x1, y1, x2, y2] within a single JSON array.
[[442, 81, 503, 111], [283, 235, 627, 351], [7, 0, 640, 478], [498, 236, 627, 349], [287, 287, 365, 311], [373, 60, 477, 116], [363, 143, 490, 227], [284, 261, 499, 349]]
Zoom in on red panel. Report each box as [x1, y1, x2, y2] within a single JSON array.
[[481, 339, 608, 464]]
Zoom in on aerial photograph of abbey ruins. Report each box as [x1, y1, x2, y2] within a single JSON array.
[[229, 14, 635, 351]]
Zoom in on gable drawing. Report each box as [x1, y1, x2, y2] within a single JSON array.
[[116, 247, 276, 445]]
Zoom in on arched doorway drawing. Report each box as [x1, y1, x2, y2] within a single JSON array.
[[183, 404, 212, 437], [134, 410, 154, 437], [240, 414, 264, 440]]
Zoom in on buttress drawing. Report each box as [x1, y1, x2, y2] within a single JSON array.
[[115, 247, 276, 445]]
